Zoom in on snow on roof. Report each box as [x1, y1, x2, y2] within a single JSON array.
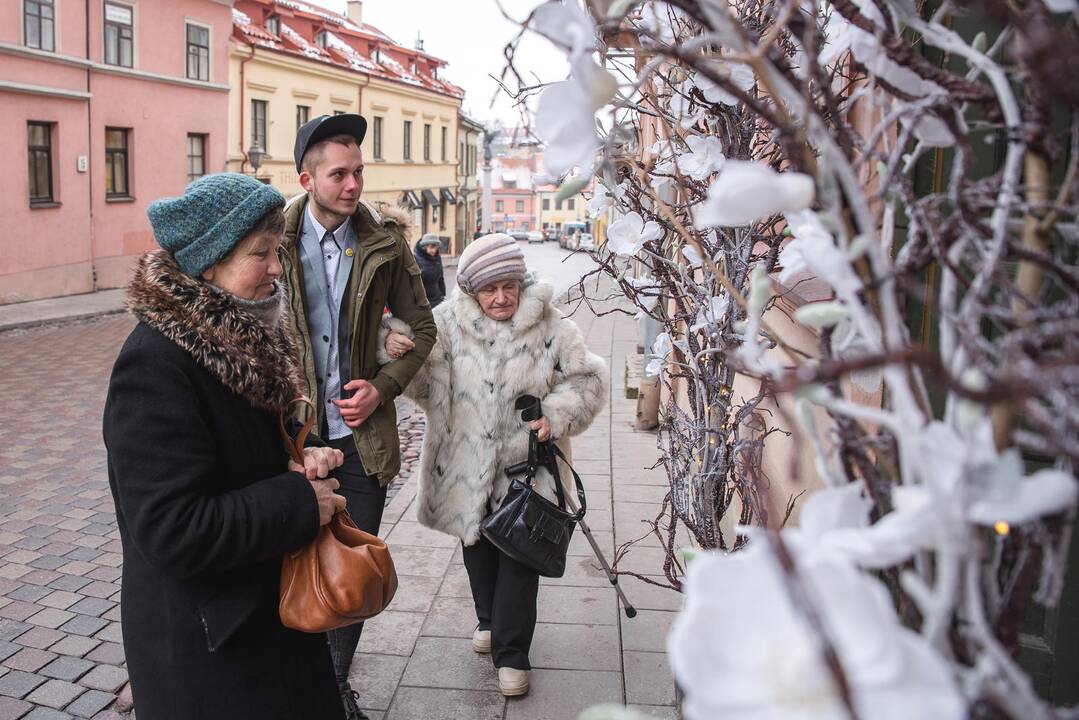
[[324, 31, 378, 72], [232, 2, 464, 100], [280, 21, 326, 61]]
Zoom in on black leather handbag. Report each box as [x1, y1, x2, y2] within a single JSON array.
[[480, 431, 587, 578]]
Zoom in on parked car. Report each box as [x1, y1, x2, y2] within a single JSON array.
[[527, 231, 544, 244], [509, 231, 530, 242], [543, 228, 559, 242], [578, 233, 596, 251]]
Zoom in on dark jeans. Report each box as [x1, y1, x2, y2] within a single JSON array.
[[461, 535, 539, 670], [325, 435, 388, 685]]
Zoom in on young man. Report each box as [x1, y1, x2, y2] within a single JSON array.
[[282, 114, 436, 720]]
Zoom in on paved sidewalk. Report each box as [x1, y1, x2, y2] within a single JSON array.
[[0, 291, 126, 333], [0, 286, 684, 719]]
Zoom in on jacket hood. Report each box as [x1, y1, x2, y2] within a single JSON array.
[[126, 249, 305, 414], [449, 275, 556, 342]]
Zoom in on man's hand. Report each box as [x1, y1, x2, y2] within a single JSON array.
[[385, 331, 415, 359], [332, 379, 382, 428], [529, 416, 552, 442], [288, 446, 345, 480]]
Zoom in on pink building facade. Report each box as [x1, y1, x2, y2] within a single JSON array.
[[0, 0, 232, 304], [490, 189, 535, 234]]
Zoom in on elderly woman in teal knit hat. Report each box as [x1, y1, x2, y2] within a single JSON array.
[[103, 173, 349, 720]]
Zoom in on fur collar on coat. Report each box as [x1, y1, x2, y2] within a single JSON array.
[[126, 249, 304, 415], [402, 278, 608, 545]]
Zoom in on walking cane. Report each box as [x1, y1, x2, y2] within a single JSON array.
[[514, 395, 637, 618]]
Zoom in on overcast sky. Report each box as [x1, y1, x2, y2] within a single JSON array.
[[308, 0, 566, 126]]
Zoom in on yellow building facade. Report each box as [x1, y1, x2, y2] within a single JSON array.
[[228, 0, 462, 250]]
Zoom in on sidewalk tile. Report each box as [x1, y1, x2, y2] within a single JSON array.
[[386, 546, 453, 579], [0, 670, 47, 699], [0, 696, 33, 720], [624, 651, 676, 705], [360, 611, 425, 657], [386, 576, 440, 614], [400, 637, 499, 692], [629, 705, 679, 719], [621, 610, 676, 653], [504, 669, 621, 720], [346, 653, 408, 711], [25, 679, 84, 709], [63, 689, 114, 718], [385, 686, 503, 720], [13, 628, 63, 651], [3, 648, 56, 673], [384, 523, 458, 549], [436, 565, 471, 598], [46, 637, 98, 660], [419, 597, 476, 639], [77, 665, 126, 693], [39, 657, 94, 682], [529, 623, 620, 671], [536, 586, 616, 626]]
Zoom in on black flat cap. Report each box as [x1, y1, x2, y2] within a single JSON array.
[[294, 113, 368, 173]]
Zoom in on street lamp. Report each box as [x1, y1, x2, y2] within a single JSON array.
[[246, 143, 266, 176]]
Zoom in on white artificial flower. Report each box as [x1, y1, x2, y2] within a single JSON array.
[[531, 1, 596, 55], [778, 210, 863, 300], [1043, 0, 1078, 11], [690, 293, 731, 334], [694, 61, 756, 106], [587, 186, 614, 218], [901, 113, 955, 147], [645, 331, 673, 376], [607, 212, 663, 257], [681, 243, 702, 267], [794, 301, 850, 329], [695, 161, 815, 228], [532, 3, 618, 176], [669, 80, 706, 129], [668, 541, 966, 720], [626, 276, 662, 314], [790, 421, 1078, 569], [676, 135, 726, 181]]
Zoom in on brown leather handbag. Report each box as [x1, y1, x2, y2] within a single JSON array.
[[277, 398, 398, 633]]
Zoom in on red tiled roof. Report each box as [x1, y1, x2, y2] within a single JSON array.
[[232, 0, 464, 100]]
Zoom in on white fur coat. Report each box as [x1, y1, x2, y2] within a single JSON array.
[[385, 279, 608, 546]]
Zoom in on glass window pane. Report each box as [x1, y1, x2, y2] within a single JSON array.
[[27, 16, 40, 47], [42, 18, 53, 50], [120, 39, 131, 67], [35, 156, 50, 199], [28, 124, 45, 146], [42, 3, 53, 19], [105, 158, 115, 194]]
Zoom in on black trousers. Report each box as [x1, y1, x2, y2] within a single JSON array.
[[461, 535, 539, 670], [324, 435, 388, 684]]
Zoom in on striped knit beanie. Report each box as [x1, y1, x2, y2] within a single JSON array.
[[456, 233, 527, 295]]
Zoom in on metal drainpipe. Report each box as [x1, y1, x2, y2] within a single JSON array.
[[85, 0, 97, 290], [239, 44, 255, 173]]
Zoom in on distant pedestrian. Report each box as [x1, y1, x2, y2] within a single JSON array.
[[414, 233, 447, 307], [379, 233, 607, 697], [103, 173, 347, 720]]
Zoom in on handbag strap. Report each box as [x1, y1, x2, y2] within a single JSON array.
[[278, 397, 316, 465], [545, 441, 587, 519]]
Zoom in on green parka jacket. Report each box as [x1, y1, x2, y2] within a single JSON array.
[[280, 195, 436, 485]]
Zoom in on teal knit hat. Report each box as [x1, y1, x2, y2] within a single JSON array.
[[147, 173, 285, 277]]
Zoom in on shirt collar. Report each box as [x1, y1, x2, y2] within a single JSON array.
[[305, 204, 348, 247]]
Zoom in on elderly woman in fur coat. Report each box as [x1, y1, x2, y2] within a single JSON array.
[[382, 233, 607, 697], [102, 173, 348, 720]]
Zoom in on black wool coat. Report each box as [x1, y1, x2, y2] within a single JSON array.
[[413, 240, 446, 307], [102, 250, 343, 720]]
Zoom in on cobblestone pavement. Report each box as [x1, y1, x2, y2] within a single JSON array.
[[0, 315, 425, 719]]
